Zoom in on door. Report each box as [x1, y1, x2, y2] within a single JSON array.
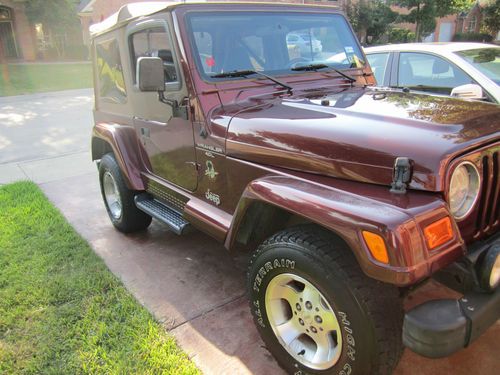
[[128, 18, 197, 191], [438, 23, 453, 42]]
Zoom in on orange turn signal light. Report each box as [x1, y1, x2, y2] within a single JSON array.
[[362, 231, 389, 264], [424, 217, 454, 250]]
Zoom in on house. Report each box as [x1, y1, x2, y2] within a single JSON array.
[[392, 0, 495, 43], [1, 0, 87, 61], [0, 0, 37, 61]]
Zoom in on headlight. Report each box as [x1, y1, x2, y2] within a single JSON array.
[[448, 162, 480, 219]]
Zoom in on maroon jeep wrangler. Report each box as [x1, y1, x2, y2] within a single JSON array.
[[90, 2, 500, 374]]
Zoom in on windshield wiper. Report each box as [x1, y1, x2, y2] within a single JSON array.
[[211, 70, 293, 93], [291, 63, 356, 85]]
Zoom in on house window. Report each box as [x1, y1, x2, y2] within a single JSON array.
[[468, 17, 477, 32], [0, 7, 11, 20]]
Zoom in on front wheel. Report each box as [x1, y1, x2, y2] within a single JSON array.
[[247, 226, 403, 375]]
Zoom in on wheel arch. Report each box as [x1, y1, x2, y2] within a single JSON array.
[[228, 199, 352, 257], [92, 123, 146, 191]]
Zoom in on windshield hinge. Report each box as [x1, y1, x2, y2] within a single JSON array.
[[390, 157, 413, 194]]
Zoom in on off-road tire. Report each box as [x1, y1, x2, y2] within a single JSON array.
[[247, 225, 404, 375], [99, 153, 152, 233]]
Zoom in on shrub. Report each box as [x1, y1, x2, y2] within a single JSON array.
[[452, 32, 493, 42], [388, 28, 416, 43]]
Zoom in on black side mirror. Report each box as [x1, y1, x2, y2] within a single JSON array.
[[137, 57, 165, 92], [136, 56, 187, 119]]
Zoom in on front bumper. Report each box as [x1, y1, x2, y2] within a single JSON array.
[[403, 288, 499, 358], [402, 236, 500, 358]]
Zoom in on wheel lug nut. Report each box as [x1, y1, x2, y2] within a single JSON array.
[[299, 318, 304, 325], [311, 326, 317, 333], [305, 301, 312, 310], [315, 315, 322, 323], [296, 303, 301, 311]]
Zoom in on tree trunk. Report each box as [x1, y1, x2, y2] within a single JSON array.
[[415, 3, 421, 42]]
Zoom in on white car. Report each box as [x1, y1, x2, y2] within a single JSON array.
[[286, 33, 323, 56], [365, 43, 500, 104]]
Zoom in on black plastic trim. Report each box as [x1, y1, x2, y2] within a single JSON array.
[[403, 287, 500, 358]]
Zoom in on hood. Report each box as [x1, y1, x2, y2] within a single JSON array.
[[225, 87, 500, 191]]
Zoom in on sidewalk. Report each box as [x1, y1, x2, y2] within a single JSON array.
[[0, 151, 95, 185], [0, 88, 94, 185]]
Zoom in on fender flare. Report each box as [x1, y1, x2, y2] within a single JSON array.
[[225, 175, 440, 285], [91, 123, 146, 191]]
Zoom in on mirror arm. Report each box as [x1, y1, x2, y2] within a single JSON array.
[[158, 91, 179, 109]]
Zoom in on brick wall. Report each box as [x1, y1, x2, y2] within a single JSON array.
[[0, 0, 37, 61]]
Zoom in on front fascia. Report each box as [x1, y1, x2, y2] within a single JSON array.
[[227, 174, 466, 286]]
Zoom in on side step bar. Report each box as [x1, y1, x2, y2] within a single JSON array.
[[134, 193, 190, 235]]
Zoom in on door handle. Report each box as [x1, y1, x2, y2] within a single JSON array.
[[140, 127, 150, 138]]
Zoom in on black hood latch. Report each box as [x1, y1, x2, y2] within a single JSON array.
[[390, 157, 413, 194]]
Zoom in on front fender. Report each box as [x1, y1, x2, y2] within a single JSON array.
[[92, 123, 146, 191], [226, 176, 465, 286]]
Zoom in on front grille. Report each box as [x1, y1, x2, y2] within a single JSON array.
[[474, 149, 500, 237]]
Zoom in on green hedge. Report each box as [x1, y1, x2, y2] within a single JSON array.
[[452, 32, 493, 43]]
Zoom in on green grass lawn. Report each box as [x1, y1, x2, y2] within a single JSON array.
[[0, 182, 199, 374], [0, 63, 93, 96]]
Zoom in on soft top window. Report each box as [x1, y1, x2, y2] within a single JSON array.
[[130, 27, 178, 84], [95, 38, 127, 104]]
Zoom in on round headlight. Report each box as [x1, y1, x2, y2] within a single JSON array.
[[448, 162, 480, 219]]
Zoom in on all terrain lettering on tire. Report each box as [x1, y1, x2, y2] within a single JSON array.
[[253, 258, 295, 292], [338, 311, 356, 363], [253, 300, 265, 328]]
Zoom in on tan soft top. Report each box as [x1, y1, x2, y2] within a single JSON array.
[[89, 1, 180, 36]]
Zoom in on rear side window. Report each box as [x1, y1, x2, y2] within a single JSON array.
[[366, 53, 390, 85], [130, 27, 178, 83], [96, 39, 127, 104]]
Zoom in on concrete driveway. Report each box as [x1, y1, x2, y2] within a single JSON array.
[[1, 90, 498, 374]]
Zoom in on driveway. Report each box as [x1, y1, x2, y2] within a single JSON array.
[[1, 90, 498, 374], [0, 89, 95, 184]]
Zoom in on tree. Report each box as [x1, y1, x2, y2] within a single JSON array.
[[345, 0, 397, 44], [389, 0, 474, 41], [481, 0, 500, 36], [24, 0, 80, 57]]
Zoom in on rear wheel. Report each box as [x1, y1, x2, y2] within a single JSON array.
[[247, 225, 403, 375], [99, 153, 152, 233]]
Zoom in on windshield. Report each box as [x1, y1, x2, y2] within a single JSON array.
[[186, 11, 365, 80], [455, 48, 500, 85]]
